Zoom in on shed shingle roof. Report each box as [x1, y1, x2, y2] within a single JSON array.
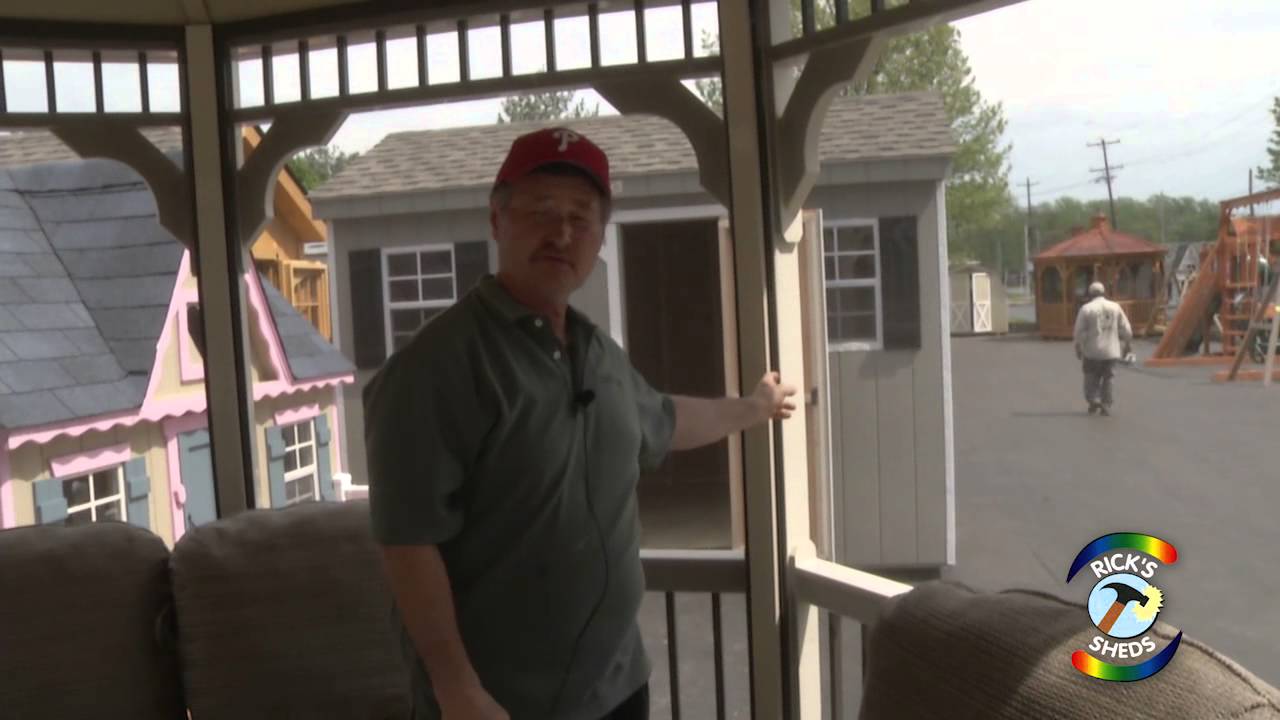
[[312, 91, 954, 200], [0, 153, 351, 431]]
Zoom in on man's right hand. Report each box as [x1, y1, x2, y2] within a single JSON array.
[[439, 683, 509, 720]]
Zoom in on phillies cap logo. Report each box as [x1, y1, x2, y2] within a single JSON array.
[[552, 128, 580, 152]]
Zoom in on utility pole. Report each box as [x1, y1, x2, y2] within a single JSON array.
[[1024, 177, 1039, 291], [995, 228, 1003, 281], [1088, 138, 1123, 229], [1157, 190, 1167, 243], [1250, 168, 1256, 216]]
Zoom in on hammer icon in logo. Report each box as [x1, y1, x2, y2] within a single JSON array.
[[1097, 582, 1163, 634]]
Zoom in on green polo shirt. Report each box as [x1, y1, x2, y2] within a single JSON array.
[[364, 275, 675, 720]]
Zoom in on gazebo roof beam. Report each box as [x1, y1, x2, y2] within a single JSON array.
[[0, 20, 181, 49], [218, 0, 698, 48], [770, 0, 1026, 61], [228, 54, 719, 123]]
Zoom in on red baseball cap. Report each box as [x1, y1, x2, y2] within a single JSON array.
[[493, 127, 611, 198]]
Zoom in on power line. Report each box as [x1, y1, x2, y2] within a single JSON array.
[[1037, 177, 1098, 195]]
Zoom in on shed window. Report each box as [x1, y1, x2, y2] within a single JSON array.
[[823, 222, 881, 348], [1072, 267, 1094, 300], [1133, 262, 1156, 300], [1116, 265, 1135, 298], [1040, 267, 1063, 303], [383, 246, 456, 353]]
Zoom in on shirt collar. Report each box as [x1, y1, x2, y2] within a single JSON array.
[[476, 274, 599, 337], [476, 274, 534, 323]]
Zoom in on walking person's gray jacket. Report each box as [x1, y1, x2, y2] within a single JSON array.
[[1074, 296, 1133, 361]]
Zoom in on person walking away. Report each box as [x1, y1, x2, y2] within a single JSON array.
[[1074, 281, 1133, 416]]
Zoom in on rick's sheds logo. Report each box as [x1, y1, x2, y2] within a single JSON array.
[[1065, 533, 1182, 681]]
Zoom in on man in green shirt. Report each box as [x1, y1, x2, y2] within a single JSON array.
[[365, 127, 797, 720]]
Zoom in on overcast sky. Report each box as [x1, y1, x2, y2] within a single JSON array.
[[3, 0, 1277, 208], [954, 0, 1280, 205]]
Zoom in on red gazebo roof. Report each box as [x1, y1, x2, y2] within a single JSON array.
[[1035, 214, 1164, 260]]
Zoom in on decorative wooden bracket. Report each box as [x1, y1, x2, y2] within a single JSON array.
[[52, 121, 193, 248], [594, 73, 730, 208], [237, 106, 346, 245], [775, 36, 885, 243]]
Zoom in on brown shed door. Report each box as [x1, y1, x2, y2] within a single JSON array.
[[621, 219, 727, 487]]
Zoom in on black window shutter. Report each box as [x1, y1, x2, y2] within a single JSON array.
[[879, 216, 921, 350], [348, 249, 386, 369], [454, 241, 491, 298]]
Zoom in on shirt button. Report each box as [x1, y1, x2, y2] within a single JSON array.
[[534, 318, 544, 328], [553, 350, 561, 360]]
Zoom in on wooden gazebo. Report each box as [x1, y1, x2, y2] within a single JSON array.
[[1033, 214, 1166, 339]]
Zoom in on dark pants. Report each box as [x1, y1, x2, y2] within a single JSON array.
[[1082, 358, 1115, 408], [600, 685, 649, 720]]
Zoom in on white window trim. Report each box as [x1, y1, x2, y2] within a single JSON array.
[[64, 465, 127, 523], [281, 419, 319, 506], [823, 218, 884, 352], [381, 244, 458, 356]]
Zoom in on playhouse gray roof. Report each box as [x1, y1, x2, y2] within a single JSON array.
[[0, 128, 185, 168], [313, 91, 954, 200], [0, 155, 351, 432]]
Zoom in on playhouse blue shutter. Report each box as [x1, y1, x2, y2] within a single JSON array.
[[33, 478, 68, 525], [315, 414, 336, 501], [124, 457, 150, 530], [266, 426, 287, 507], [178, 429, 218, 527]]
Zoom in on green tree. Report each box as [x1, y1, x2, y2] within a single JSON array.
[[1257, 97, 1280, 186], [497, 90, 598, 124], [287, 145, 357, 193], [853, 25, 1014, 253]]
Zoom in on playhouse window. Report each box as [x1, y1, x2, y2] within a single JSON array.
[[62, 467, 127, 526]]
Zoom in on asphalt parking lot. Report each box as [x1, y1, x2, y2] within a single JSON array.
[[636, 333, 1280, 718]]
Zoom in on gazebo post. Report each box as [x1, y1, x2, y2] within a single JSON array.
[[184, 24, 257, 516]]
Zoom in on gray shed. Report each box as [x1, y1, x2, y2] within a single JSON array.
[[313, 91, 958, 570], [949, 262, 1009, 335]]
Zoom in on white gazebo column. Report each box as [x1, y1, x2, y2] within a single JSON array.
[[718, 0, 824, 716], [183, 25, 256, 515]]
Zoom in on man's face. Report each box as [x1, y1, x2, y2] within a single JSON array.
[[491, 170, 605, 303]]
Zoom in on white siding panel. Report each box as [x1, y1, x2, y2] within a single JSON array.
[[875, 351, 918, 565], [834, 349, 881, 565]]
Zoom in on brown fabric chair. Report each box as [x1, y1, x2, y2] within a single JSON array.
[[860, 580, 1280, 720], [169, 499, 411, 720], [0, 521, 186, 719]]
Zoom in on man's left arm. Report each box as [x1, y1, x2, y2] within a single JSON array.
[[670, 372, 797, 452]]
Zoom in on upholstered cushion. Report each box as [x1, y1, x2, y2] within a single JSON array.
[[860, 581, 1280, 719], [170, 500, 411, 720], [0, 521, 185, 719]]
